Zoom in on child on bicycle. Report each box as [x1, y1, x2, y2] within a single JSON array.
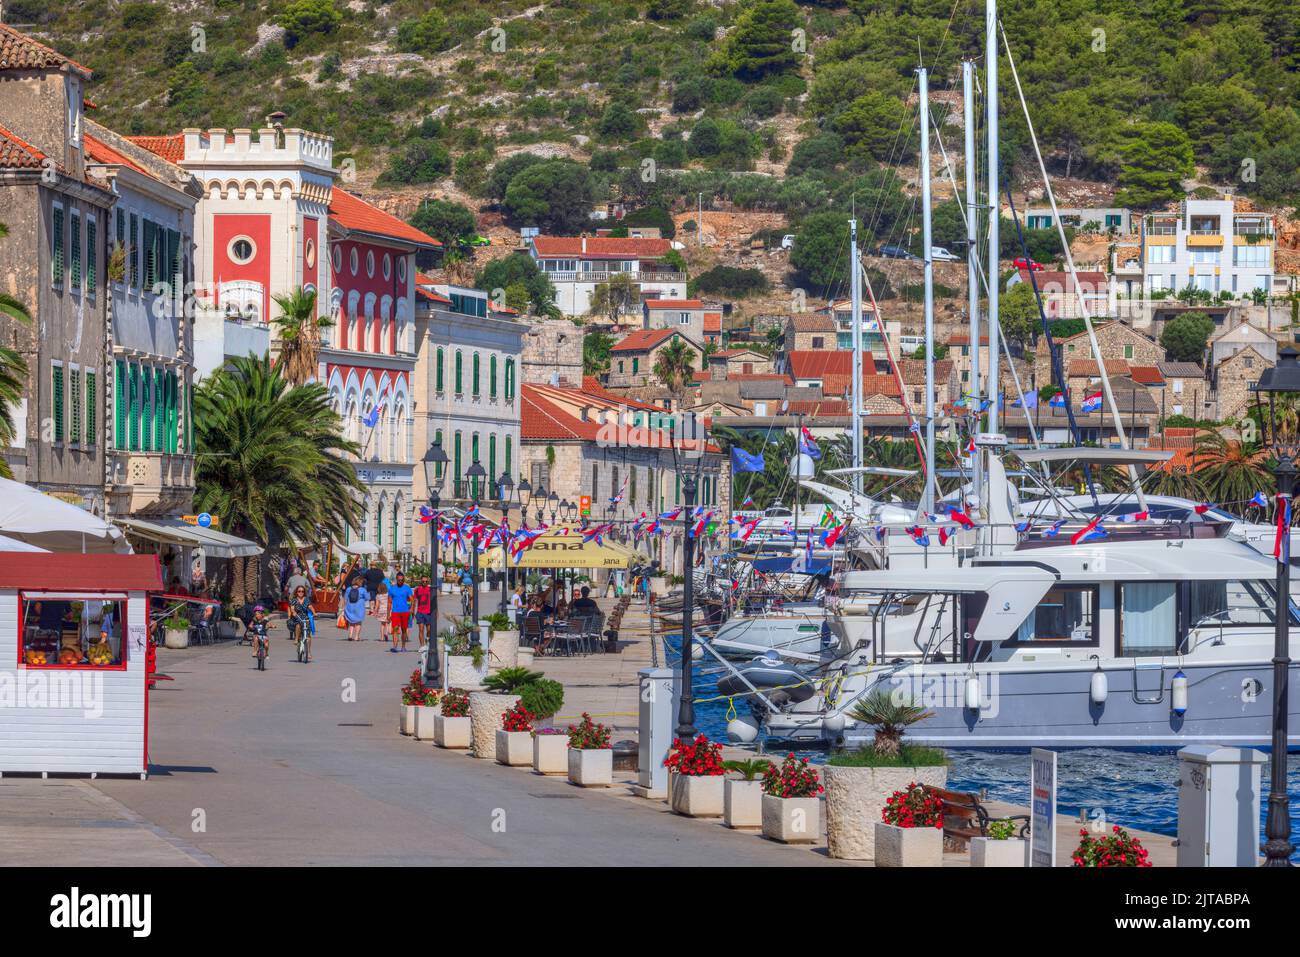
[[249, 608, 272, 670]]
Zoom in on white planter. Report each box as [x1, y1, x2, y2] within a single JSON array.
[[532, 734, 569, 774], [669, 772, 725, 817], [399, 704, 416, 735], [823, 764, 948, 861], [433, 714, 471, 749], [164, 628, 189, 649], [487, 630, 519, 670], [567, 747, 613, 787], [875, 823, 944, 867], [469, 692, 520, 759], [446, 655, 483, 689], [724, 778, 764, 829], [412, 705, 440, 740], [761, 794, 820, 844], [517, 646, 536, 668], [971, 836, 1027, 868], [496, 730, 534, 766]]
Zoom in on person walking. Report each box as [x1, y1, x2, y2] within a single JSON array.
[[373, 580, 391, 645], [286, 562, 312, 602], [364, 560, 385, 614], [342, 576, 369, 641], [414, 575, 434, 647], [386, 571, 415, 652]]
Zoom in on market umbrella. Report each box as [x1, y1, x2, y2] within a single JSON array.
[[0, 478, 129, 554], [0, 533, 48, 552], [338, 540, 380, 556], [482, 529, 638, 570]]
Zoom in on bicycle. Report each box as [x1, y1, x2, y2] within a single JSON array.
[[290, 618, 309, 663]]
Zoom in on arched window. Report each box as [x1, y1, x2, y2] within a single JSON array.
[[471, 433, 481, 498], [489, 355, 497, 398], [504, 358, 515, 401], [454, 351, 463, 394], [488, 434, 497, 492], [435, 347, 445, 393], [472, 353, 481, 396], [504, 436, 512, 480], [453, 431, 463, 495]]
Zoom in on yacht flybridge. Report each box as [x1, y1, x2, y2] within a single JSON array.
[[749, 524, 1300, 750]]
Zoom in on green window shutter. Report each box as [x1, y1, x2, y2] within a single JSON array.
[[167, 229, 180, 292], [51, 207, 64, 287], [488, 434, 496, 489], [69, 367, 81, 444], [116, 209, 124, 248], [154, 368, 165, 451], [166, 370, 177, 454], [141, 368, 152, 451], [52, 365, 64, 443], [129, 365, 139, 451], [86, 218, 97, 296], [129, 214, 139, 288], [489, 355, 497, 398], [453, 431, 462, 491], [434, 429, 444, 477], [504, 436, 512, 479], [115, 360, 126, 447], [472, 353, 480, 396], [507, 359, 515, 401], [184, 381, 192, 453], [70, 210, 81, 290], [454, 352, 462, 394], [143, 221, 156, 290], [85, 370, 96, 446], [436, 348, 444, 393], [471, 434, 480, 497]]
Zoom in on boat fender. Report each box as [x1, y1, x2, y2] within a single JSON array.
[[726, 715, 760, 744], [964, 674, 981, 711], [1171, 670, 1188, 716], [823, 712, 846, 734], [1089, 667, 1109, 705]]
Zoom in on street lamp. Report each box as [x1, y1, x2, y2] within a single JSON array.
[[670, 411, 709, 741], [420, 440, 449, 684], [533, 483, 547, 525], [465, 459, 487, 634], [1248, 346, 1299, 867], [547, 489, 560, 524], [498, 471, 515, 614]]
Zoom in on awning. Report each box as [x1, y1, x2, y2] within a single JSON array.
[[116, 517, 262, 559], [117, 518, 206, 549], [338, 540, 379, 556], [482, 530, 640, 570], [0, 478, 130, 554]]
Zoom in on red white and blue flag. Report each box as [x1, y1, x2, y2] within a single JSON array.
[[906, 526, 930, 547], [1275, 494, 1291, 564], [1043, 520, 1066, 538], [1117, 511, 1150, 523], [938, 527, 952, 546], [1194, 502, 1214, 515], [1071, 516, 1107, 544], [1250, 491, 1269, 509], [947, 506, 976, 529], [741, 496, 755, 509], [1081, 391, 1103, 413], [732, 517, 761, 541], [798, 426, 822, 460]]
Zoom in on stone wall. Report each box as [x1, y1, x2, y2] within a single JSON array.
[[520, 318, 583, 386]]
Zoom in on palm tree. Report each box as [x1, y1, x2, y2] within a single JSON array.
[[270, 286, 333, 387], [848, 689, 934, 758], [653, 337, 696, 397], [1189, 429, 1272, 507], [0, 221, 31, 471], [194, 354, 363, 603]]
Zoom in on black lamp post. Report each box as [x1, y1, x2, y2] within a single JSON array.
[[1249, 346, 1299, 867], [420, 440, 449, 684], [671, 412, 708, 741], [533, 483, 547, 526], [465, 460, 487, 635], [497, 471, 515, 614], [547, 490, 559, 525]]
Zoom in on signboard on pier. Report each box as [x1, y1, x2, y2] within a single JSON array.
[[1030, 748, 1057, 867]]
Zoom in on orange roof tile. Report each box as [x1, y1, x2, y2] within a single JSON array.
[[1129, 365, 1165, 385], [1067, 358, 1131, 377], [532, 235, 671, 260], [0, 23, 92, 78], [645, 298, 703, 310], [330, 188, 441, 248], [611, 329, 682, 353], [83, 131, 149, 176], [786, 351, 864, 380], [703, 312, 721, 333], [126, 134, 185, 164], [0, 122, 46, 170]]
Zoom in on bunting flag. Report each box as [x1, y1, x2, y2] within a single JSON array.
[[1194, 502, 1214, 515], [1081, 391, 1103, 414], [781, 521, 795, 537], [731, 517, 761, 541], [798, 426, 822, 460], [1116, 510, 1150, 523], [1043, 520, 1066, 538], [691, 510, 715, 538], [905, 526, 930, 548], [1049, 392, 1066, 408], [938, 527, 951, 546], [730, 578, 741, 594], [417, 505, 441, 525], [1275, 494, 1291, 564], [1015, 520, 1032, 534], [874, 525, 888, 543], [965, 436, 976, 454], [1071, 516, 1107, 545], [608, 480, 627, 506], [658, 507, 683, 522], [946, 506, 976, 529], [1250, 491, 1269, 509]]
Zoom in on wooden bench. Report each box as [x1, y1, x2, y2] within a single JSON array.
[[921, 785, 1030, 851]]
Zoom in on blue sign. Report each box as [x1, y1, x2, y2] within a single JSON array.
[[197, 513, 212, 528]]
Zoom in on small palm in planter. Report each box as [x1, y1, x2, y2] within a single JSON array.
[[566, 713, 613, 787], [663, 734, 726, 817], [472, 667, 543, 759], [824, 689, 947, 861], [434, 687, 472, 749], [721, 758, 771, 829], [876, 782, 944, 867], [496, 702, 536, 767], [761, 754, 823, 843]]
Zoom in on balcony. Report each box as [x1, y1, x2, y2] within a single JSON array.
[[108, 451, 195, 514], [542, 270, 687, 284], [1234, 215, 1274, 238], [1144, 215, 1178, 236]]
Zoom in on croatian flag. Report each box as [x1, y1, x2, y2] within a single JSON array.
[[1071, 516, 1107, 545], [658, 508, 683, 522], [798, 427, 822, 460], [822, 521, 847, 548], [966, 436, 976, 454], [1250, 491, 1269, 509], [1117, 511, 1150, 523], [1194, 502, 1214, 515], [1049, 392, 1066, 408], [947, 506, 975, 529], [906, 526, 930, 548], [741, 496, 755, 509], [1044, 520, 1066, 538], [691, 510, 714, 538], [732, 518, 760, 541], [417, 505, 438, 525], [1081, 391, 1103, 413], [938, 527, 951, 546], [1275, 494, 1291, 564]]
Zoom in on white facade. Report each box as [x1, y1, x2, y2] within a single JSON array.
[[1142, 200, 1274, 298], [528, 236, 687, 316]]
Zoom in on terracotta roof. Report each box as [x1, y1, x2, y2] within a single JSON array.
[[786, 350, 866, 380], [703, 312, 721, 333], [692, 371, 711, 382], [784, 399, 850, 415], [1016, 269, 1107, 290], [645, 298, 703, 310], [83, 131, 150, 176], [727, 373, 792, 384], [947, 333, 990, 346], [0, 122, 46, 169], [1129, 365, 1165, 386], [1067, 358, 1132, 377], [531, 235, 671, 260], [416, 286, 451, 304], [0, 23, 92, 78], [1158, 361, 1205, 378], [126, 134, 185, 163], [611, 329, 682, 353], [521, 383, 715, 451], [0, 553, 161, 591], [824, 373, 901, 398], [787, 314, 837, 333], [330, 188, 441, 248], [579, 376, 661, 410]]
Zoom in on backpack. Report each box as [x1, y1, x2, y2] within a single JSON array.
[[348, 586, 360, 604]]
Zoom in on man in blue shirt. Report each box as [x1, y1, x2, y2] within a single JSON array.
[[385, 572, 416, 652]]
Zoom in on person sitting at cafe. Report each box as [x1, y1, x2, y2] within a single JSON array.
[[570, 585, 600, 618], [523, 596, 551, 654]]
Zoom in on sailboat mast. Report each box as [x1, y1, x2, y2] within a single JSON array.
[[850, 217, 863, 495], [963, 58, 982, 505], [986, 0, 1000, 434], [919, 66, 936, 515]]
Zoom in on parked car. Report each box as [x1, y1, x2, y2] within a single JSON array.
[[877, 244, 919, 260], [461, 235, 491, 247], [780, 234, 795, 250], [930, 246, 959, 261], [1014, 257, 1045, 271]]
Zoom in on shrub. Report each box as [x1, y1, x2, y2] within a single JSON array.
[[663, 734, 725, 776], [567, 712, 612, 750], [882, 783, 943, 828], [786, 132, 844, 177], [482, 666, 545, 694], [598, 101, 643, 141], [396, 10, 452, 55], [410, 198, 476, 247], [621, 205, 676, 239], [378, 139, 451, 185], [401, 669, 440, 707], [987, 819, 1019, 841], [1072, 825, 1152, 867], [279, 0, 342, 48], [518, 678, 564, 720], [761, 753, 823, 798], [440, 688, 471, 717], [691, 265, 769, 298]]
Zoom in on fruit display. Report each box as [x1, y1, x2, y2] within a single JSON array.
[[57, 648, 80, 665], [23, 649, 45, 666], [86, 641, 113, 666]]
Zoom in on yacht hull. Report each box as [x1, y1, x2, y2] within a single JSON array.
[[707, 613, 831, 659]]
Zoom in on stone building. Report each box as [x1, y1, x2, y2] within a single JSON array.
[[1033, 321, 1161, 387], [520, 317, 583, 386], [899, 358, 957, 411], [604, 328, 704, 392], [643, 297, 706, 344], [783, 313, 837, 352], [0, 25, 114, 508], [1213, 345, 1271, 423], [704, 348, 771, 381], [1157, 361, 1211, 419], [1210, 320, 1277, 368]]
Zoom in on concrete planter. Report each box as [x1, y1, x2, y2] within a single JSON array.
[[875, 823, 943, 867], [668, 772, 725, 817], [532, 734, 569, 774], [412, 705, 440, 740], [823, 764, 948, 861], [446, 655, 483, 689], [469, 692, 520, 759], [164, 628, 189, 649], [495, 730, 534, 766], [399, 704, 417, 735], [971, 837, 1027, 868], [433, 715, 471, 749], [517, 646, 536, 668], [761, 794, 820, 844], [487, 630, 519, 670], [567, 748, 613, 787], [724, 778, 764, 829]]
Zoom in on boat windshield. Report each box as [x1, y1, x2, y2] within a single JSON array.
[[1187, 579, 1300, 628]]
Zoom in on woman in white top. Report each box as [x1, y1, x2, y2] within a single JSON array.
[[509, 586, 525, 626]]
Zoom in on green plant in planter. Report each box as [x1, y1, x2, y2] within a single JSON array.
[[484, 611, 511, 632], [987, 819, 1019, 841], [848, 689, 936, 760], [169, 616, 191, 631], [518, 677, 564, 720], [482, 666, 544, 693], [722, 757, 772, 780]]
